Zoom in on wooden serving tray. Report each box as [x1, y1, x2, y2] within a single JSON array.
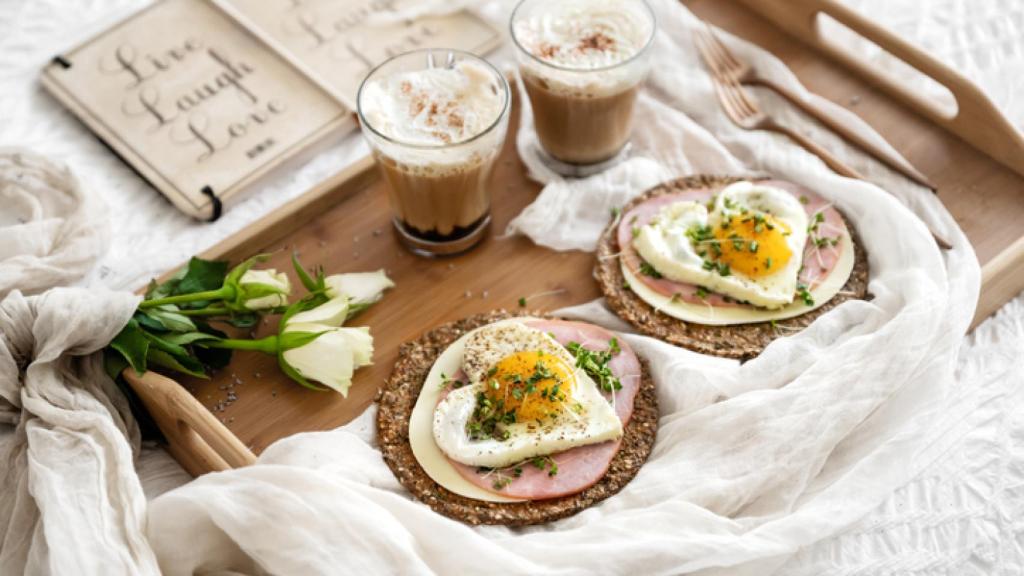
[[123, 96, 600, 475], [127, 0, 1024, 477]]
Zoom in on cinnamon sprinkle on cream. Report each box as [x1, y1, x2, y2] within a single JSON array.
[[538, 42, 559, 59], [578, 32, 616, 53]]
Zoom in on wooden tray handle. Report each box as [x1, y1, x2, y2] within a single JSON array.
[[734, 0, 1024, 180], [123, 369, 257, 476]]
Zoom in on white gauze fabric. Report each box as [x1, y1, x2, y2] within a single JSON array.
[[143, 1, 978, 575], [0, 150, 108, 295], [0, 150, 157, 575]]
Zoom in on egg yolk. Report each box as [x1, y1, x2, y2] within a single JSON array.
[[712, 213, 793, 277], [484, 351, 575, 422]]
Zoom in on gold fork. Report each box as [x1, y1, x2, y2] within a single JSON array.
[[695, 23, 936, 191], [695, 27, 953, 249], [696, 33, 864, 178]]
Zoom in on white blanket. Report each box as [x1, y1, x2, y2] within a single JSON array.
[[0, 0, 993, 574]]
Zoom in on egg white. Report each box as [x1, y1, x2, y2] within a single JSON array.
[[634, 181, 809, 309], [432, 322, 623, 469]]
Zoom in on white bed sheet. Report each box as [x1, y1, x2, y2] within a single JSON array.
[[1, 1, 1021, 573]]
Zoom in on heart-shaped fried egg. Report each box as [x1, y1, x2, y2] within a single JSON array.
[[633, 181, 809, 309], [433, 322, 623, 469]]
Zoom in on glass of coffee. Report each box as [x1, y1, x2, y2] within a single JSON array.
[[357, 49, 511, 256], [511, 0, 656, 177]]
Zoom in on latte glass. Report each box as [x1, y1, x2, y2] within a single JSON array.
[[511, 0, 656, 177], [357, 49, 511, 256]]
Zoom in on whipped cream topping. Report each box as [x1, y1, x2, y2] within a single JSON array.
[[513, 0, 653, 70], [360, 60, 506, 147]]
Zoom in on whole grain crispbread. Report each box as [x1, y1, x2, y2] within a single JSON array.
[[595, 175, 870, 360], [376, 310, 658, 526]]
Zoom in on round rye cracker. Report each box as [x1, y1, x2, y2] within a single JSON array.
[[376, 310, 658, 526], [596, 175, 870, 360]]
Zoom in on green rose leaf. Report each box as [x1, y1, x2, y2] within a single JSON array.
[[134, 310, 168, 333], [146, 277, 178, 301], [140, 307, 197, 333], [176, 257, 229, 298], [109, 319, 150, 375], [142, 330, 194, 360], [147, 349, 208, 379], [103, 348, 130, 381]]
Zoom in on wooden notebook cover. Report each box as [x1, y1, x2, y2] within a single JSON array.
[[40, 0, 352, 221]]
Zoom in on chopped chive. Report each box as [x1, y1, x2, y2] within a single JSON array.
[[639, 261, 663, 279], [797, 284, 814, 306]]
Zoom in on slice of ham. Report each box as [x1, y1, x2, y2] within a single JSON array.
[[443, 319, 642, 500], [617, 180, 849, 307]]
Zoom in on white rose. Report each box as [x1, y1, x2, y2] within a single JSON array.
[[325, 270, 394, 305], [281, 323, 373, 396], [239, 269, 291, 310]]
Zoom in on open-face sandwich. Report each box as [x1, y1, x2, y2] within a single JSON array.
[[377, 311, 657, 525], [597, 175, 870, 359]]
